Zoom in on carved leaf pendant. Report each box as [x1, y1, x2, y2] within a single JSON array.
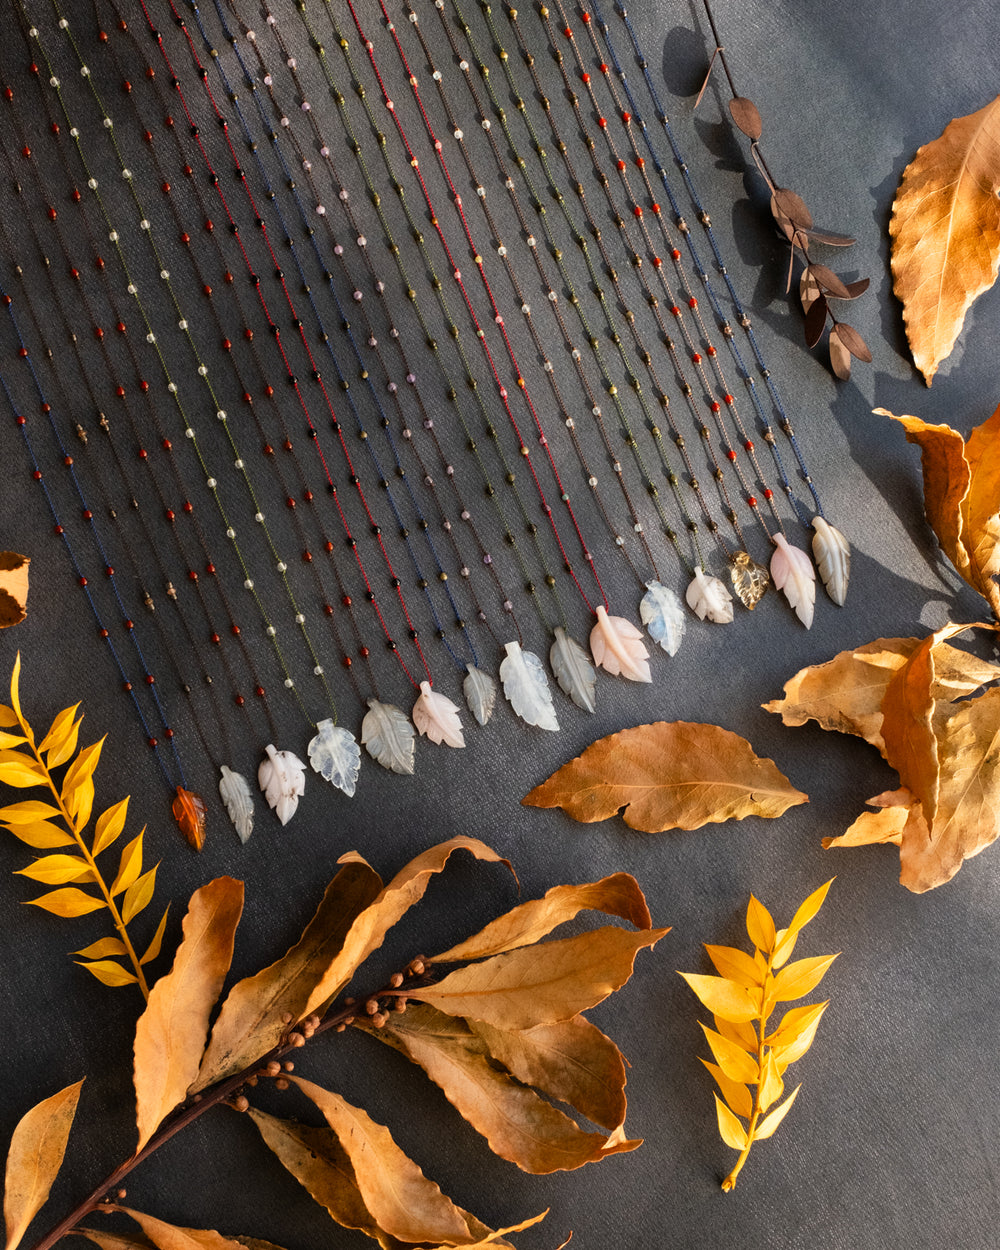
[[308, 719, 362, 797], [499, 641, 559, 731], [412, 680, 465, 748], [811, 515, 850, 606], [361, 699, 416, 775], [770, 533, 817, 628], [589, 605, 652, 683], [258, 744, 306, 826], [685, 567, 735, 624], [550, 626, 597, 713], [463, 664, 497, 727], [730, 550, 770, 609], [172, 786, 207, 851], [218, 765, 254, 845], [639, 580, 687, 655]]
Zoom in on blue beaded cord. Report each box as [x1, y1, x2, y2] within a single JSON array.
[[590, 0, 825, 524]]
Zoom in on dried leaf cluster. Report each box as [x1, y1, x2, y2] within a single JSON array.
[[767, 625, 1000, 891], [523, 721, 807, 832], [3, 840, 666, 1250], [877, 404, 1000, 618], [696, 3, 871, 378], [0, 552, 30, 628], [889, 94, 1000, 385], [680, 881, 836, 1191], [0, 655, 167, 995]]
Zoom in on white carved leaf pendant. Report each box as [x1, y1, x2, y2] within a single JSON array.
[[589, 605, 652, 683], [811, 515, 850, 606], [639, 581, 687, 655], [500, 641, 559, 731], [218, 765, 254, 845], [550, 626, 596, 713], [413, 680, 465, 748], [685, 567, 735, 624], [308, 719, 362, 797], [258, 744, 306, 827], [771, 533, 816, 628], [463, 663, 497, 727], [361, 699, 416, 775]]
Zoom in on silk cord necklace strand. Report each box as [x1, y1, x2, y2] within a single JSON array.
[[152, 0, 490, 693], [24, 4, 377, 814], [291, 0, 611, 710], [205, 0, 526, 666], [337, 2, 657, 681], [425, 0, 736, 629], [589, 0, 850, 606]]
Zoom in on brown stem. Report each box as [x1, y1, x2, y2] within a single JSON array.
[[25, 970, 437, 1250]]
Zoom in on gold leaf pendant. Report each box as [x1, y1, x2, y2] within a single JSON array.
[[730, 551, 770, 609]]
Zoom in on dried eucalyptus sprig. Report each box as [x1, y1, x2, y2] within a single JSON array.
[[4, 842, 666, 1250], [696, 0, 872, 379], [680, 880, 836, 1191], [0, 654, 168, 996]]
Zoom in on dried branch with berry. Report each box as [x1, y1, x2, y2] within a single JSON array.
[[3, 841, 666, 1250]]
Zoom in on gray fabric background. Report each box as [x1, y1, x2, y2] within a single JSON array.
[[1, 0, 998, 1247]]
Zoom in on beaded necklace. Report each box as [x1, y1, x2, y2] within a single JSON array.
[[145, 0, 512, 738], [0, 154, 249, 840], [130, 1, 478, 753], [405, 2, 706, 649], [148, 3, 491, 697], [589, 0, 850, 607], [3, 72, 289, 830], [337, 0, 654, 682], [205, 0, 531, 669], [23, 6, 366, 813], [98, 7, 464, 762], [224, 2, 576, 725], [288, 0, 604, 712], [475, 0, 804, 621], [0, 276, 210, 840], [425, 0, 736, 631], [535, 0, 819, 625]]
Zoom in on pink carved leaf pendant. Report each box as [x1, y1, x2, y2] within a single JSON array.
[[770, 534, 816, 628], [589, 605, 652, 683], [412, 680, 465, 748]]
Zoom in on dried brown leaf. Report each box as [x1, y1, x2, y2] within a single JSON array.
[[833, 322, 872, 362], [109, 1209, 273, 1250], [194, 861, 383, 1091], [823, 794, 910, 849], [960, 403, 1000, 615], [289, 1079, 472, 1246], [728, 96, 762, 140], [301, 839, 513, 1021], [902, 686, 1000, 891], [880, 630, 946, 823], [0, 553, 29, 629], [522, 721, 806, 832], [807, 265, 851, 299], [763, 636, 1000, 755], [772, 188, 813, 231], [247, 1110, 404, 1250], [803, 295, 829, 348], [413, 926, 668, 1030], [799, 267, 822, 314], [428, 873, 650, 964], [3, 1079, 83, 1250], [828, 326, 852, 380], [75, 1229, 157, 1250], [133, 878, 244, 1151], [467, 1015, 628, 1132], [890, 94, 1000, 384], [835, 278, 871, 299], [359, 1004, 640, 1173]]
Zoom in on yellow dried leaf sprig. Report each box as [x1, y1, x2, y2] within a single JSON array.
[[680, 880, 836, 1191], [0, 654, 167, 997]]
